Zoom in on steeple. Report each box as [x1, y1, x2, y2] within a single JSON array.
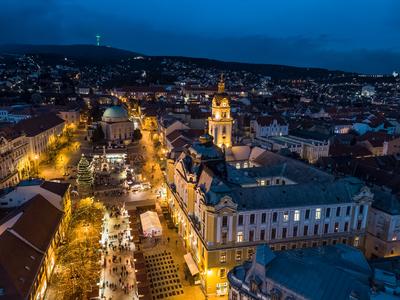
[[218, 73, 225, 93]]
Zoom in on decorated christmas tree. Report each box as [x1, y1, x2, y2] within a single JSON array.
[[77, 154, 93, 193]]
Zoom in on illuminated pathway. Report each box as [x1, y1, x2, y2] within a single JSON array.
[[99, 206, 137, 299]]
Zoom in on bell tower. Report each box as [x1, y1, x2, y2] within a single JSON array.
[[208, 75, 233, 149]]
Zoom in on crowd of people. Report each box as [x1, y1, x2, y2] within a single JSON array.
[[100, 205, 137, 299]]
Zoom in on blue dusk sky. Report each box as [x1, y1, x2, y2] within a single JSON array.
[[1, 0, 399, 73]]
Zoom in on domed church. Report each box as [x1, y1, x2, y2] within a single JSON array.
[[100, 105, 135, 144]]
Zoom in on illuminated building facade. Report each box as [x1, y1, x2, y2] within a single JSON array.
[[166, 138, 373, 297], [0, 180, 71, 299], [208, 76, 233, 149], [0, 130, 30, 189]]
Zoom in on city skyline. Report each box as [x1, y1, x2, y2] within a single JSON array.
[[1, 0, 400, 73]]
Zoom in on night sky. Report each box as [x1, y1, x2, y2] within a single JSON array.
[[1, 0, 400, 73]]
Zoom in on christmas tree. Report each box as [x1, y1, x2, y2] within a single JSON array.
[[77, 154, 93, 192]]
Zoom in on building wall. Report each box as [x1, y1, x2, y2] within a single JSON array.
[[167, 157, 372, 296], [365, 207, 400, 258]]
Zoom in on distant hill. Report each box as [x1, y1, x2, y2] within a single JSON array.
[[0, 44, 354, 79], [156, 55, 354, 79], [0, 44, 141, 63]]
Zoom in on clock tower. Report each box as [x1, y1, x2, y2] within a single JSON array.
[[208, 75, 233, 149]]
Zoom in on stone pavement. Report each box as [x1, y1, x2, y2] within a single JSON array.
[[99, 207, 137, 300]]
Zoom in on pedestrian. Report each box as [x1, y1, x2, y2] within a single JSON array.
[[167, 237, 170, 243]]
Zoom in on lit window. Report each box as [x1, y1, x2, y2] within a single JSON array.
[[260, 180, 265, 186], [220, 251, 227, 263], [354, 236, 360, 247], [283, 211, 289, 222], [235, 250, 242, 261], [236, 232, 243, 242], [315, 208, 321, 220], [235, 162, 240, 169], [294, 210, 300, 221], [243, 162, 248, 168]]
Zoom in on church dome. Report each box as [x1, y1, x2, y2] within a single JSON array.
[[102, 105, 129, 122]]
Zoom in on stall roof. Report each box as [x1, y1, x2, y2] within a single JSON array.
[[184, 253, 200, 276], [140, 211, 162, 236]]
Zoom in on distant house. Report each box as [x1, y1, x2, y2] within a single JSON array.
[[250, 115, 288, 138]]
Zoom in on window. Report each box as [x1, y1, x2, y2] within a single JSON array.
[[336, 207, 341, 217], [250, 214, 255, 225], [346, 206, 351, 216], [324, 223, 329, 234], [354, 236, 360, 247], [260, 180, 265, 186], [219, 268, 226, 278], [282, 228, 287, 239], [344, 222, 349, 232], [314, 224, 319, 235], [315, 208, 321, 220], [222, 232, 227, 244], [238, 215, 243, 226], [222, 216, 228, 227], [235, 162, 240, 169], [326, 208, 331, 218], [294, 210, 300, 222], [332, 239, 337, 245], [237, 232, 244, 242], [220, 251, 227, 263], [281, 245, 286, 251], [261, 213, 266, 223], [283, 211, 289, 222], [312, 242, 317, 247], [342, 238, 347, 244], [260, 229, 265, 241], [357, 220, 362, 230], [272, 212, 278, 222], [293, 226, 298, 237], [305, 209, 310, 220], [271, 228, 276, 239], [334, 222, 339, 233], [276, 179, 280, 184], [303, 225, 308, 236], [249, 230, 255, 242], [248, 248, 254, 259], [282, 180, 286, 185], [235, 250, 242, 261], [359, 205, 364, 215]]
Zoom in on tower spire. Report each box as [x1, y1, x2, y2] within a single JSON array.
[[218, 73, 225, 93]]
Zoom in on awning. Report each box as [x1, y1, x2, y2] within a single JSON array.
[[184, 253, 199, 276]]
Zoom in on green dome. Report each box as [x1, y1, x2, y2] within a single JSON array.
[[102, 105, 128, 122]]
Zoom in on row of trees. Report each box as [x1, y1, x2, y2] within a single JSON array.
[[50, 198, 105, 299]]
